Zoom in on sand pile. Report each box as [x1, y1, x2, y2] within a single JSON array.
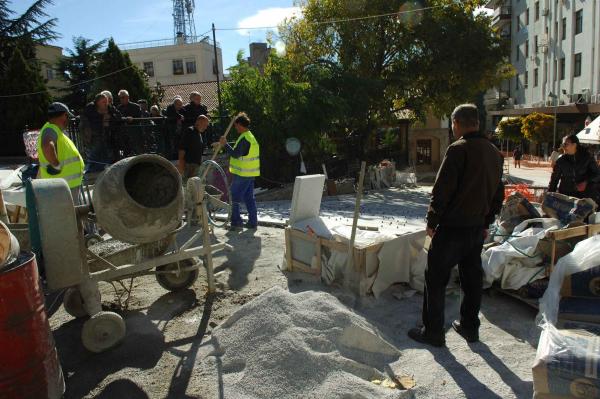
[[203, 287, 410, 399]]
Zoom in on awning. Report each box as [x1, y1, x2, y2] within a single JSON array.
[[576, 115, 600, 144]]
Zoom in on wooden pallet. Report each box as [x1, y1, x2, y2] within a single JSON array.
[[546, 223, 600, 273]]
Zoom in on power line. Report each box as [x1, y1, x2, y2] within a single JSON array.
[[215, 4, 444, 31], [0, 65, 135, 99]]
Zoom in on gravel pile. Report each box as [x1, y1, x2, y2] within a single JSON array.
[[205, 287, 410, 399]]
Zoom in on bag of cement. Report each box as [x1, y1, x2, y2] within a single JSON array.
[[498, 191, 541, 234], [542, 192, 597, 225], [533, 324, 600, 399], [538, 235, 600, 325]]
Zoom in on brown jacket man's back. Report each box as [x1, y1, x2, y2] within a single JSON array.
[[426, 131, 504, 229]]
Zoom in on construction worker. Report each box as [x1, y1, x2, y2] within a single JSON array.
[[37, 102, 85, 201], [218, 112, 260, 230]]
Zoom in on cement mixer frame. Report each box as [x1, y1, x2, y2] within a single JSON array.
[[28, 155, 232, 353]]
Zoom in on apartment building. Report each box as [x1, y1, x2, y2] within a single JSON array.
[[121, 35, 224, 86], [36, 44, 66, 97], [485, 0, 600, 127]]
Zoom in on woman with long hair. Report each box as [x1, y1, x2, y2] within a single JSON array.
[[548, 134, 600, 201]]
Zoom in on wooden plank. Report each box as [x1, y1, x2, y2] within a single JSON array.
[[315, 237, 322, 275], [289, 228, 319, 243], [320, 239, 348, 252], [547, 225, 590, 240], [291, 260, 319, 275], [365, 243, 384, 253], [285, 227, 293, 272], [493, 286, 539, 310], [348, 161, 367, 272]]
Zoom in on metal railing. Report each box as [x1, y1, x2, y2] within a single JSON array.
[[118, 36, 218, 51]]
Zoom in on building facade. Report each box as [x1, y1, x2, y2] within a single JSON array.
[[486, 0, 600, 141], [36, 44, 66, 97], [121, 36, 224, 86]]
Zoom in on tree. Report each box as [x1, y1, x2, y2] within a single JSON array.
[[222, 51, 344, 183], [56, 36, 107, 111], [280, 0, 512, 156], [521, 112, 554, 143], [0, 47, 50, 136], [91, 38, 151, 102], [496, 117, 523, 141]]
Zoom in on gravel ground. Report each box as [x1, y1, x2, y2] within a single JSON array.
[[49, 223, 540, 398]]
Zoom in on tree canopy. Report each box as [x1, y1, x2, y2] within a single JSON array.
[[57, 36, 107, 111], [496, 117, 523, 141], [521, 112, 555, 143]]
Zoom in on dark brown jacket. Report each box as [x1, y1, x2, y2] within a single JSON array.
[[426, 131, 504, 229]]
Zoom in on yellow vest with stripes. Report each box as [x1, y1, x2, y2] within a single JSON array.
[[229, 130, 260, 177], [37, 122, 85, 189]]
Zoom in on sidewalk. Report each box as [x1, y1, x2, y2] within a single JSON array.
[[505, 157, 552, 187]]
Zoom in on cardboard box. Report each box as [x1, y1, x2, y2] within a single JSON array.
[[561, 265, 600, 298], [533, 328, 600, 399], [559, 297, 600, 324]]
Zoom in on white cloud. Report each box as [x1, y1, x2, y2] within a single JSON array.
[[237, 7, 302, 36]]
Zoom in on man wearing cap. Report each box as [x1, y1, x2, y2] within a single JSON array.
[[37, 102, 85, 200]]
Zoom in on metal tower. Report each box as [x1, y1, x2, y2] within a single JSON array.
[[173, 0, 197, 43]]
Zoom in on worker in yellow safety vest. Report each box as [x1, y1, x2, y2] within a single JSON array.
[[218, 112, 260, 230], [37, 102, 85, 201]]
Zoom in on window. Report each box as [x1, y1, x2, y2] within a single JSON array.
[[575, 10, 583, 35], [534, 68, 539, 87], [525, 40, 529, 57], [416, 140, 432, 165], [172, 59, 184, 75], [553, 59, 557, 81], [535, 1, 539, 21], [516, 45, 520, 61], [185, 59, 196, 74], [525, 8, 529, 25], [534, 35, 538, 54], [560, 57, 565, 80], [562, 18, 566, 40], [554, 21, 558, 42], [45, 67, 54, 80], [516, 76, 521, 90], [525, 71, 529, 88], [574, 53, 582, 77], [143, 61, 154, 77]]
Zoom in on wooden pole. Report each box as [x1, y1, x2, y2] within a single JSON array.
[[0, 189, 8, 224], [202, 115, 236, 181], [347, 161, 366, 271], [201, 200, 216, 293]]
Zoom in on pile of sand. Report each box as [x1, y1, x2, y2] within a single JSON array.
[[202, 287, 410, 398]]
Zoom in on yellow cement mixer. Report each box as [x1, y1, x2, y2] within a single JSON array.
[[28, 154, 231, 353]]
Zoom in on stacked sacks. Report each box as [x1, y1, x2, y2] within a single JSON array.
[[534, 235, 600, 399], [542, 192, 597, 226]]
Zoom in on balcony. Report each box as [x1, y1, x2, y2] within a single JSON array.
[[492, 6, 512, 27]]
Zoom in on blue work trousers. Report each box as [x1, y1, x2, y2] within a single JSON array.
[[230, 175, 257, 227]]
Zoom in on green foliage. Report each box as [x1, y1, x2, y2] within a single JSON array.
[[91, 39, 151, 102], [57, 36, 107, 111], [222, 52, 344, 182], [280, 0, 511, 154], [496, 117, 523, 141], [0, 46, 50, 133], [521, 112, 555, 143]]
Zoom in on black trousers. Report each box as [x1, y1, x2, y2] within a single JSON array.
[[422, 226, 485, 337]]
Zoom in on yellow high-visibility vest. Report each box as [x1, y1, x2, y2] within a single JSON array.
[[229, 130, 260, 177], [37, 122, 84, 189]]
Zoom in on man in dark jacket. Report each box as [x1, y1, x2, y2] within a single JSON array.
[[117, 89, 142, 118], [182, 92, 208, 129], [408, 104, 504, 347]]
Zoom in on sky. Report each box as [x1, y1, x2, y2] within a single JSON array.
[[11, 0, 300, 70]]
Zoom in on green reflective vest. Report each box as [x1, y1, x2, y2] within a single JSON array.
[[229, 130, 260, 177], [37, 122, 84, 189]]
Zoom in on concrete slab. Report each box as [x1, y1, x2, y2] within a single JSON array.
[[289, 174, 326, 224]]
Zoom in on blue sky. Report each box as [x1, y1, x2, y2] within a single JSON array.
[[12, 0, 300, 70]]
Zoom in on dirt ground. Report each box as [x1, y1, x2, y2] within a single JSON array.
[[49, 225, 540, 399]]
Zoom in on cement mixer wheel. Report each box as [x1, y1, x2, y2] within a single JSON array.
[[82, 311, 126, 353], [84, 233, 103, 248], [155, 259, 199, 291], [63, 288, 87, 318]]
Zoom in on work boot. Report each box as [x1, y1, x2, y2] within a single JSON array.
[[228, 224, 243, 232], [244, 223, 257, 230], [407, 327, 445, 347], [452, 320, 479, 343]]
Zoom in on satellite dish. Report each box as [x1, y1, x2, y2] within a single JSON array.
[[285, 138, 301, 156]]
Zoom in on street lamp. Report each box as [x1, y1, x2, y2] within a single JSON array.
[[548, 92, 558, 151]]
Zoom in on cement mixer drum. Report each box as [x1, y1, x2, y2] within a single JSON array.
[[93, 155, 183, 244]]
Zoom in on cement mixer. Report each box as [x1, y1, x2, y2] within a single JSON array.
[[28, 154, 232, 353]]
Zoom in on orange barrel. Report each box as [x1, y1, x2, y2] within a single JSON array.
[[0, 252, 65, 398]]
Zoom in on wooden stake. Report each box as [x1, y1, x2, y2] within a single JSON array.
[[202, 115, 236, 181], [347, 161, 366, 271], [0, 189, 8, 224], [201, 201, 216, 293]]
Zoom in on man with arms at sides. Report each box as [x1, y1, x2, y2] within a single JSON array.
[[408, 104, 504, 347]]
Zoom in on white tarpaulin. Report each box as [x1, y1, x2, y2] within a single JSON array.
[[576, 115, 600, 144]]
